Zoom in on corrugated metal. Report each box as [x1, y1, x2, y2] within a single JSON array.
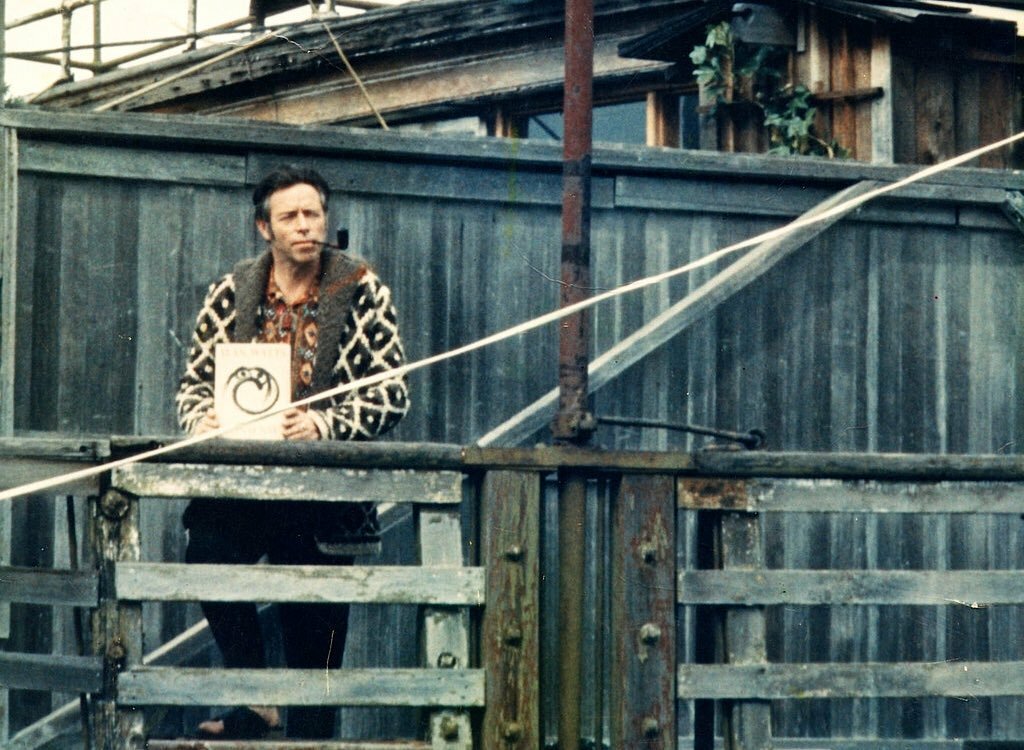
[[5, 110, 1024, 743]]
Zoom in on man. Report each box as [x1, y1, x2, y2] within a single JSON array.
[[176, 165, 409, 739]]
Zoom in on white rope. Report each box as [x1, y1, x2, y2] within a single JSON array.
[[3, 129, 1024, 502]]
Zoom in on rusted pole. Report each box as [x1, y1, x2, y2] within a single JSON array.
[[552, 0, 595, 445], [556, 1, 595, 749]]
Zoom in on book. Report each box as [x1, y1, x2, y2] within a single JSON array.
[[214, 343, 291, 440]]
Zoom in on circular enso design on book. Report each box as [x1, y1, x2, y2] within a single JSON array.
[[226, 367, 281, 415]]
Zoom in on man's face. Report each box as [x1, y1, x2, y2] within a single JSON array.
[[256, 182, 327, 269]]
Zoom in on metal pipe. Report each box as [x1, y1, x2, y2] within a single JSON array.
[[556, 2, 596, 748], [552, 0, 595, 445]]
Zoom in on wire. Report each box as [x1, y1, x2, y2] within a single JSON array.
[[1, 128, 1023, 501]]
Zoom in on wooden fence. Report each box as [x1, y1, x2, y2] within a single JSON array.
[[5, 438, 1024, 748]]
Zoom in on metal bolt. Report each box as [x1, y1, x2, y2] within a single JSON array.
[[106, 639, 127, 666], [639, 622, 662, 645], [503, 721, 523, 742], [642, 717, 660, 738], [437, 652, 458, 669], [439, 715, 460, 740], [505, 545, 524, 562], [503, 626, 523, 646], [100, 490, 130, 520]]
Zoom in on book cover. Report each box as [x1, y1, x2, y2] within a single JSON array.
[[214, 343, 291, 440]]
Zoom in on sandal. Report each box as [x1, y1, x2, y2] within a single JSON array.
[[196, 706, 282, 740]]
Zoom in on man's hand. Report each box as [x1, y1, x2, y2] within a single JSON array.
[[194, 409, 220, 435], [282, 408, 321, 440]]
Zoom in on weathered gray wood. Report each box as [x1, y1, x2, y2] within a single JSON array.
[[90, 490, 145, 750], [147, 741, 430, 750], [112, 437, 465, 470], [679, 569, 1024, 606], [0, 565, 98, 606], [481, 471, 541, 750], [678, 661, 1024, 700], [118, 667, 486, 707], [0, 126, 16, 437], [610, 474, 677, 749], [477, 181, 880, 447], [417, 506, 472, 750], [0, 652, 103, 692], [115, 562, 484, 605], [718, 510, 772, 750], [111, 463, 464, 504]]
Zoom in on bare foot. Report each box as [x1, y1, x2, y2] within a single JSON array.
[[197, 706, 280, 736]]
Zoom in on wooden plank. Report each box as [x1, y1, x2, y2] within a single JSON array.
[[0, 565, 98, 606], [111, 463, 464, 504], [148, 742, 429, 750], [17, 140, 246, 187], [0, 652, 103, 692], [677, 661, 1024, 700], [678, 477, 1024, 514], [870, 28, 894, 163], [0, 127, 16, 435], [417, 506, 472, 750], [719, 510, 771, 749], [678, 569, 1024, 605], [476, 181, 879, 447], [609, 474, 676, 748], [481, 471, 540, 750], [117, 667, 485, 707], [116, 562, 484, 605]]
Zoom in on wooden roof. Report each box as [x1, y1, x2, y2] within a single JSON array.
[[31, 0, 696, 117], [620, 0, 1019, 62]]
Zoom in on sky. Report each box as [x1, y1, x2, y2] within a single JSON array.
[[4, 0, 1023, 101], [3, 0, 411, 100]]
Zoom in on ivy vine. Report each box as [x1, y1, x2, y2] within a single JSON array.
[[689, 21, 847, 158]]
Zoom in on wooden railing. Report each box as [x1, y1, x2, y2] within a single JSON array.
[[6, 441, 1024, 748]]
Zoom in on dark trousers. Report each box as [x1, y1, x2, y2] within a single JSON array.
[[184, 499, 353, 739]]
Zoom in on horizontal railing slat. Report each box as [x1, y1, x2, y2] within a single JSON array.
[[0, 652, 103, 692], [677, 661, 1024, 699], [0, 566, 98, 606], [679, 478, 1024, 513], [116, 562, 485, 605], [147, 741, 430, 750], [111, 463, 463, 503], [119, 667, 485, 707], [679, 569, 1024, 606]]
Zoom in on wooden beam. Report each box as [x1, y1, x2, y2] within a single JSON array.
[[118, 667, 485, 707], [0, 566, 98, 606], [678, 661, 1024, 700], [112, 463, 463, 503], [201, 38, 665, 125], [678, 477, 1024, 514], [0, 652, 103, 692], [646, 91, 680, 148], [116, 562, 484, 605], [870, 28, 894, 163], [680, 569, 1024, 606], [0, 127, 15, 436], [475, 180, 879, 447]]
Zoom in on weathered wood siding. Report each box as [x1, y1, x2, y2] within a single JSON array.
[[4, 108, 1024, 744]]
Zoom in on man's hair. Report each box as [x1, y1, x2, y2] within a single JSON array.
[[252, 165, 330, 223]]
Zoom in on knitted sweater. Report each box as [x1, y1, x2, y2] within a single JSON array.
[[176, 250, 409, 440]]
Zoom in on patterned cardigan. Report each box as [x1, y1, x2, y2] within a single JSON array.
[[176, 249, 409, 440]]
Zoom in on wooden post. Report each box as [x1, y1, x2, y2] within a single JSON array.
[[0, 121, 14, 746], [719, 509, 771, 750], [90, 489, 144, 750], [646, 92, 681, 148], [418, 496, 472, 749], [611, 474, 677, 749], [481, 471, 540, 750]]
